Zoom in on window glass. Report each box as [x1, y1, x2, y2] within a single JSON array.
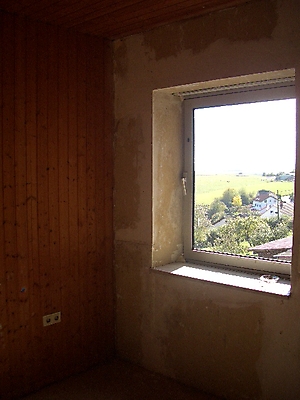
[[183, 76, 296, 276]]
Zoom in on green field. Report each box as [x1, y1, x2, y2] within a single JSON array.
[[195, 174, 294, 205]]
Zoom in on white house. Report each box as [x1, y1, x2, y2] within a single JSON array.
[[252, 190, 277, 212], [260, 202, 294, 219]]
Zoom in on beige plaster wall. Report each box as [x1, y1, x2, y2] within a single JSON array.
[[113, 1, 300, 399]]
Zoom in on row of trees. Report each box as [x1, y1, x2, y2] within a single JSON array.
[[194, 188, 293, 256], [207, 188, 254, 224]]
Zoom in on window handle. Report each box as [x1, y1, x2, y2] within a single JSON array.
[[182, 172, 187, 195]]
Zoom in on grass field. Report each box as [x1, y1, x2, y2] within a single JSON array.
[[195, 174, 294, 205]]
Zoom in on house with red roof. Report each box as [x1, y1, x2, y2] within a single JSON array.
[[252, 190, 277, 212]]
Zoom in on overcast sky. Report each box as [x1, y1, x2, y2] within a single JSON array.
[[194, 98, 296, 175]]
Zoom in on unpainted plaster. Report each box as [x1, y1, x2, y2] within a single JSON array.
[[113, 0, 300, 399], [163, 299, 263, 399], [143, 0, 277, 61], [114, 40, 128, 78], [114, 116, 144, 231], [152, 91, 183, 266]]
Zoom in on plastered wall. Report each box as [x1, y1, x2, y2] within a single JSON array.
[[113, 1, 300, 399]]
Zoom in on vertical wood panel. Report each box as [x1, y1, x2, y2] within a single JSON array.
[[76, 32, 88, 369], [84, 36, 100, 365], [58, 27, 72, 372], [47, 24, 60, 314], [66, 29, 81, 369], [93, 36, 107, 358], [2, 12, 18, 391], [36, 22, 52, 382], [14, 14, 33, 391], [46, 24, 63, 382], [0, 11, 114, 398], [0, 10, 10, 397], [103, 39, 115, 357], [25, 17, 41, 390]]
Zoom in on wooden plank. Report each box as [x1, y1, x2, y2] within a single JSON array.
[[45, 23, 64, 382], [65, 29, 81, 368], [25, 17, 42, 392], [36, 21, 51, 379], [47, 25, 60, 311], [76, 32, 88, 370], [57, 27, 72, 373], [103, 38, 115, 358], [0, 0, 70, 16], [14, 14, 32, 393], [79, 0, 201, 35], [77, 0, 250, 37], [83, 35, 100, 365], [0, 10, 10, 398], [0, 0, 252, 38], [29, 0, 89, 21], [2, 12, 19, 395], [94, 35, 109, 359], [52, 0, 144, 26], [2, 0, 252, 38], [0, 1, 31, 13]]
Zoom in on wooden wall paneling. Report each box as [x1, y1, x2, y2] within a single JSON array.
[[85, 35, 101, 365], [99, 36, 114, 360], [25, 17, 42, 392], [16, 0, 68, 19], [76, 32, 88, 370], [0, 0, 252, 38], [53, 0, 143, 28], [14, 14, 33, 393], [103, 39, 114, 357], [28, 0, 87, 21], [94, 35, 110, 357], [66, 29, 81, 369], [0, 1, 24, 13], [64, 0, 198, 36], [92, 35, 107, 360], [86, 1, 192, 37], [81, 34, 95, 365], [0, 10, 10, 397], [46, 23, 64, 381], [47, 23, 60, 313], [0, 11, 114, 397], [58, 28, 72, 372], [36, 21, 53, 379], [2, 12, 18, 394]]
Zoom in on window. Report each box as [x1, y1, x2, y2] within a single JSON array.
[[182, 70, 296, 277]]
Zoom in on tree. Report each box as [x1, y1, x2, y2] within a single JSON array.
[[220, 188, 238, 208], [265, 216, 293, 240], [193, 204, 212, 248], [209, 216, 274, 255], [208, 199, 227, 224], [239, 188, 254, 206], [232, 194, 242, 207]]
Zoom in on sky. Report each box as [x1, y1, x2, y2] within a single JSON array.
[[194, 98, 296, 175]]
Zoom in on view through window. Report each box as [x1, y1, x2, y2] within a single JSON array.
[[192, 98, 296, 270]]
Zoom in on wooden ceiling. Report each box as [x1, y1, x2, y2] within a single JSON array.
[[0, 0, 251, 39]]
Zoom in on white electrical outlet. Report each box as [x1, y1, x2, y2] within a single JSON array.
[[43, 311, 61, 327]]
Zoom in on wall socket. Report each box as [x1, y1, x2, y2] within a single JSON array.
[[43, 311, 61, 327]]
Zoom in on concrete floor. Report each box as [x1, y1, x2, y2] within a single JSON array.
[[22, 359, 221, 400]]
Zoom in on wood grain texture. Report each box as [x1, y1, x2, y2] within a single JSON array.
[[0, 11, 114, 398], [0, 0, 252, 38]]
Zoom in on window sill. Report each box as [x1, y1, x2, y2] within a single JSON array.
[[154, 262, 291, 297]]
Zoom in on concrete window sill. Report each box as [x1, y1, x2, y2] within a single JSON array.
[[154, 262, 291, 297]]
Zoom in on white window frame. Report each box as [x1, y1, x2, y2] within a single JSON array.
[[182, 71, 295, 277]]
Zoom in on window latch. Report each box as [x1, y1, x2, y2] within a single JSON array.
[[182, 172, 187, 195]]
